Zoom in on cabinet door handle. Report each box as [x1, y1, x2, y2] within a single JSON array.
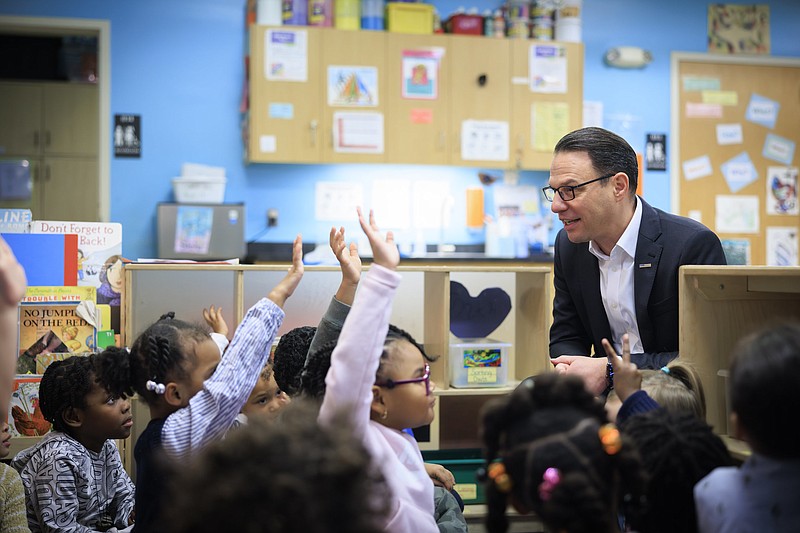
[[45, 131, 51, 147], [310, 120, 318, 147], [33, 131, 39, 147]]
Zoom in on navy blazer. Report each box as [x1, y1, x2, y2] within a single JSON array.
[[549, 197, 726, 369]]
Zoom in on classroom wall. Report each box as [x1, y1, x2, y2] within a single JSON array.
[[1, 0, 798, 260]]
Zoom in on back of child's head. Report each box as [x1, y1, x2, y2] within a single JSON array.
[[39, 355, 97, 433], [622, 408, 733, 533], [729, 321, 800, 458], [480, 373, 647, 533], [164, 399, 389, 533], [299, 324, 435, 400], [641, 362, 706, 419], [100, 312, 210, 405], [273, 325, 317, 396]]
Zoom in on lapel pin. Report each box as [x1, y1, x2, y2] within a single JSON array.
[[639, 263, 652, 268]]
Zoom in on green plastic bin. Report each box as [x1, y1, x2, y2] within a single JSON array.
[[422, 448, 485, 505]]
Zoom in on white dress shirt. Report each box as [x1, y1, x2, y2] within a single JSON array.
[[588, 197, 644, 354]]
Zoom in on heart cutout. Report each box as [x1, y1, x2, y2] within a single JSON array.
[[449, 281, 512, 339]]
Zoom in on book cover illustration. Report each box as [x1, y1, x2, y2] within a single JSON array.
[[17, 286, 97, 375], [31, 221, 123, 289], [1, 232, 78, 286], [8, 377, 52, 438]]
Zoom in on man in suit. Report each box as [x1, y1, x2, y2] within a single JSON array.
[[545, 127, 725, 395]]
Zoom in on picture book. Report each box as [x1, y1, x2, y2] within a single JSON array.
[[31, 221, 123, 289], [8, 377, 52, 438], [17, 286, 97, 375], [1, 232, 78, 286]]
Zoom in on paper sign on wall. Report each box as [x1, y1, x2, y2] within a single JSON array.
[[721, 152, 758, 193], [715, 195, 759, 234], [682, 155, 713, 181], [745, 93, 779, 129], [767, 226, 798, 266], [763, 133, 796, 165], [766, 166, 799, 215], [266, 29, 308, 82], [716, 123, 743, 145], [332, 112, 384, 154]]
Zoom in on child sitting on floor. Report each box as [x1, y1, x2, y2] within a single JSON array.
[[99, 236, 304, 532], [479, 372, 647, 533], [694, 322, 800, 533], [318, 209, 440, 532], [13, 352, 135, 532], [203, 305, 290, 427]]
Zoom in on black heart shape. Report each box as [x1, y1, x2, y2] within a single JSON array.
[[449, 281, 512, 339]]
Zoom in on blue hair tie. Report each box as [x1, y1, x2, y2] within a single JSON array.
[[660, 366, 670, 374]]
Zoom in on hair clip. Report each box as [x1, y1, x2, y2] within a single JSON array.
[[538, 467, 561, 502], [487, 461, 513, 494], [598, 423, 622, 455], [145, 380, 166, 395], [660, 366, 670, 374]]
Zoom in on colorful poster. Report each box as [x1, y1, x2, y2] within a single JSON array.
[[766, 166, 798, 215], [174, 206, 213, 255], [265, 29, 308, 82], [766, 226, 798, 266], [715, 195, 759, 234], [708, 4, 770, 55], [401, 49, 442, 100], [328, 66, 379, 107], [530, 44, 568, 94], [721, 239, 751, 265]]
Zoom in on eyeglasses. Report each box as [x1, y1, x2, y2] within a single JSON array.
[[541, 173, 616, 202], [376, 363, 431, 396]]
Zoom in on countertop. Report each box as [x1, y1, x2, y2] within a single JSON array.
[[245, 242, 554, 264]]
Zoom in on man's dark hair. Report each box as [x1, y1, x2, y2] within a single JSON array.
[[554, 127, 639, 196]]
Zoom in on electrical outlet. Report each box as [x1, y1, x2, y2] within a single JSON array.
[[267, 208, 279, 227]]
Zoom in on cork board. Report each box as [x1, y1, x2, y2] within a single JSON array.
[[671, 52, 800, 265]]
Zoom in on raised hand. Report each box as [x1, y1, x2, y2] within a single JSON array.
[[331, 226, 361, 305], [268, 234, 305, 308], [357, 208, 399, 271], [202, 305, 229, 337], [0, 235, 26, 307], [602, 334, 641, 402]]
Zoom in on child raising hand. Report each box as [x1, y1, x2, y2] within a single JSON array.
[[319, 208, 438, 532]]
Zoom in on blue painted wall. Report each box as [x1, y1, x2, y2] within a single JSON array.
[[1, 0, 798, 259]]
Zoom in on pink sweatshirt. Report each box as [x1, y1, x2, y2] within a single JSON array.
[[319, 264, 437, 533]]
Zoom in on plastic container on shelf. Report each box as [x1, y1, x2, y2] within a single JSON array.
[[482, 9, 493, 36], [257, 0, 283, 25], [530, 0, 554, 40], [449, 338, 510, 388], [492, 9, 505, 38], [282, 0, 307, 25], [335, 0, 361, 29], [361, 0, 385, 30], [554, 0, 582, 42], [172, 176, 227, 204], [386, 2, 434, 34], [308, 0, 333, 26], [506, 0, 529, 39]]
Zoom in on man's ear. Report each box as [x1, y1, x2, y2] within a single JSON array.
[[164, 382, 184, 408], [612, 172, 630, 199], [63, 407, 82, 429]]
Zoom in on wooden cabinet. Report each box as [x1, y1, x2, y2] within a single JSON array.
[[385, 33, 450, 165], [248, 26, 322, 163], [320, 28, 387, 163], [510, 40, 584, 169], [246, 27, 583, 169], [120, 263, 551, 473], [0, 82, 100, 220]]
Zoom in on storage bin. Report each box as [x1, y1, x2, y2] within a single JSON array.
[[172, 176, 227, 204], [445, 13, 483, 35], [422, 448, 485, 504], [449, 337, 510, 388], [386, 2, 434, 34]]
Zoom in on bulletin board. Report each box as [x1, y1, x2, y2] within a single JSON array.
[[671, 52, 800, 266]]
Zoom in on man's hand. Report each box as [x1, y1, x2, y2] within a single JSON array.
[[551, 355, 607, 395], [602, 334, 641, 402]]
